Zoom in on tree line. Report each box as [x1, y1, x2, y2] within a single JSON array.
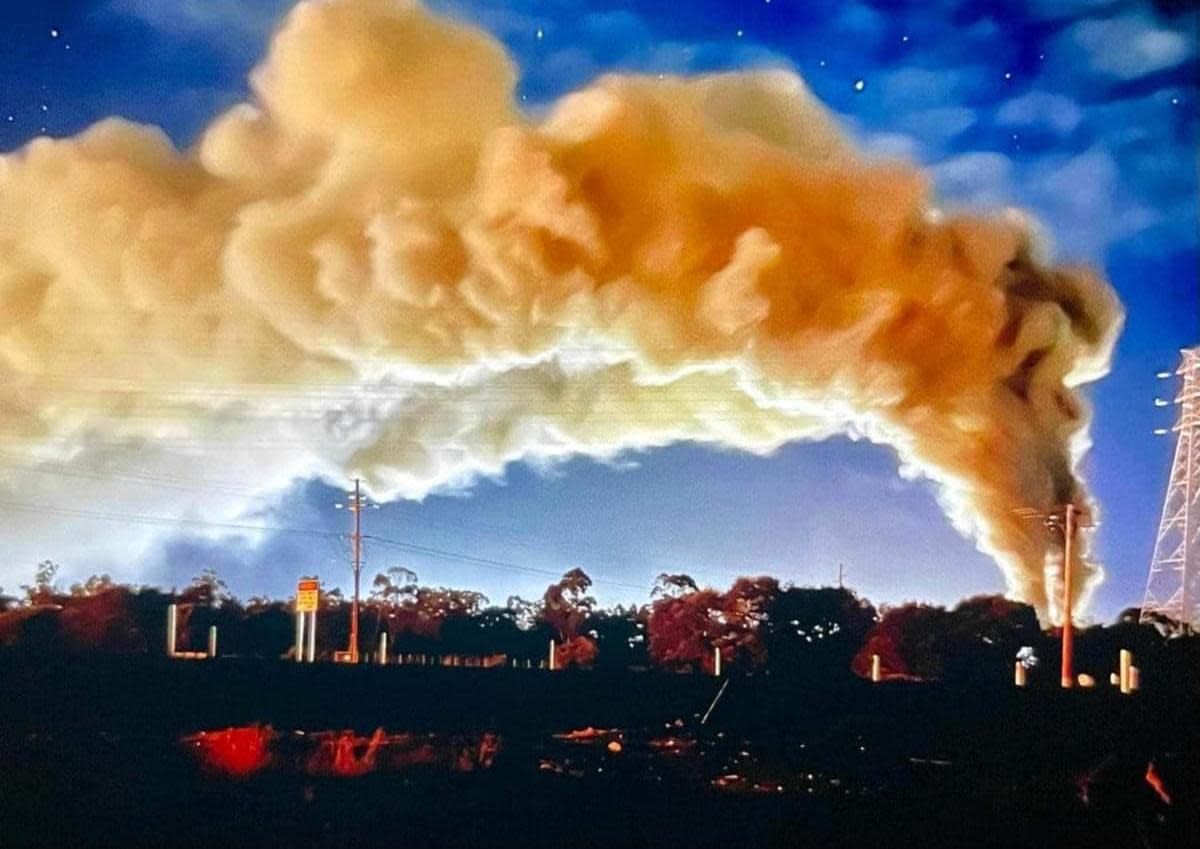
[[1, 560, 1196, 687]]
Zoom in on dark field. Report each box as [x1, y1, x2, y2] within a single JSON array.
[[1, 655, 1197, 848]]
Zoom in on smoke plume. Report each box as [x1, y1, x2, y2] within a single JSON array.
[[0, 0, 1121, 618]]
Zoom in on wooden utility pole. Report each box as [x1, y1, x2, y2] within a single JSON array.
[[351, 478, 362, 664], [1061, 503, 1077, 688]]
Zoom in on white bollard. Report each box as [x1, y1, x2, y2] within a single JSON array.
[[1129, 665, 1140, 691], [1120, 649, 1133, 694], [208, 625, 218, 659], [549, 639, 557, 671], [871, 653, 882, 683], [378, 632, 388, 666], [714, 646, 722, 677], [1014, 661, 1026, 687], [166, 604, 178, 656], [295, 612, 304, 663], [306, 610, 317, 662]]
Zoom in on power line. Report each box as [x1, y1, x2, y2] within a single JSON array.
[[0, 498, 652, 594], [0, 454, 270, 499], [0, 498, 342, 540], [364, 533, 650, 592]]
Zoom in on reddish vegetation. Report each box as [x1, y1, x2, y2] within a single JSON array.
[[647, 576, 777, 673], [555, 635, 598, 669], [307, 728, 386, 777], [851, 633, 910, 680], [185, 725, 274, 777], [0, 589, 146, 653], [541, 569, 597, 669]]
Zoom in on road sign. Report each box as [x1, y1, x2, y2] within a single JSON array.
[[296, 579, 320, 613]]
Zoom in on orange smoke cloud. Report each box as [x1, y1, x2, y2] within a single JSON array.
[[0, 0, 1121, 619]]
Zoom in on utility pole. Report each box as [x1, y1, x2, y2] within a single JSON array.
[[1060, 503, 1077, 689], [837, 563, 845, 589], [352, 478, 362, 664], [1014, 503, 1091, 689], [336, 479, 372, 663]]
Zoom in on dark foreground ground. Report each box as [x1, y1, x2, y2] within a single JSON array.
[[1, 654, 1197, 849]]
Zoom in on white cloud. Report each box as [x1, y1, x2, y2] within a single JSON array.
[[995, 92, 1084, 137], [104, 0, 293, 44], [931, 151, 1015, 209], [895, 106, 977, 149], [1058, 13, 1194, 80]]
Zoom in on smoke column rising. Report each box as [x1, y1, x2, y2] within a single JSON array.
[[0, 0, 1121, 618]]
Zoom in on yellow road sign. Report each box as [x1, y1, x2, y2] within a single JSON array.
[[296, 579, 319, 613]]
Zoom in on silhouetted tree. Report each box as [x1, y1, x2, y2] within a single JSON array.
[[22, 559, 60, 605], [181, 567, 235, 608], [70, 574, 116, 597], [585, 607, 649, 669], [652, 573, 698, 598], [942, 594, 1042, 682], [765, 586, 877, 676], [854, 603, 955, 680], [505, 595, 541, 630]]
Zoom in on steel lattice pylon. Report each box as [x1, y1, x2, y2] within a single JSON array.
[[1141, 347, 1200, 628]]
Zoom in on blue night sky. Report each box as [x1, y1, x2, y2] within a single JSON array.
[[0, 0, 1196, 620]]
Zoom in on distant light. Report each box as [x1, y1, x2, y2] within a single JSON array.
[[1154, 428, 1169, 435], [853, 79, 865, 92], [1156, 371, 1172, 378], [50, 29, 60, 38], [1154, 398, 1169, 406], [736, 29, 744, 38], [535, 27, 544, 40], [1003, 71, 1012, 80]]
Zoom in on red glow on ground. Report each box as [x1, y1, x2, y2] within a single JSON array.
[[185, 725, 273, 777], [307, 728, 385, 777]]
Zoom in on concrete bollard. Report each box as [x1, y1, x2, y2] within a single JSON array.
[[1120, 649, 1133, 694], [208, 625, 218, 659], [1110, 672, 1120, 686], [870, 653, 882, 683], [1129, 666, 1140, 691], [166, 604, 178, 656], [1014, 662, 1026, 687], [714, 646, 722, 677], [549, 639, 557, 671]]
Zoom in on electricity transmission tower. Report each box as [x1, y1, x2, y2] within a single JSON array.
[[1141, 347, 1200, 629]]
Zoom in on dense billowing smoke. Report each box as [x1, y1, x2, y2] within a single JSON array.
[[0, 0, 1120, 618]]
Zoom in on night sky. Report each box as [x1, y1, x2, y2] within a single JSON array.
[[0, 0, 1196, 619]]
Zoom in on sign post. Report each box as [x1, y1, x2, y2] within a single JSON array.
[[296, 579, 320, 663]]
